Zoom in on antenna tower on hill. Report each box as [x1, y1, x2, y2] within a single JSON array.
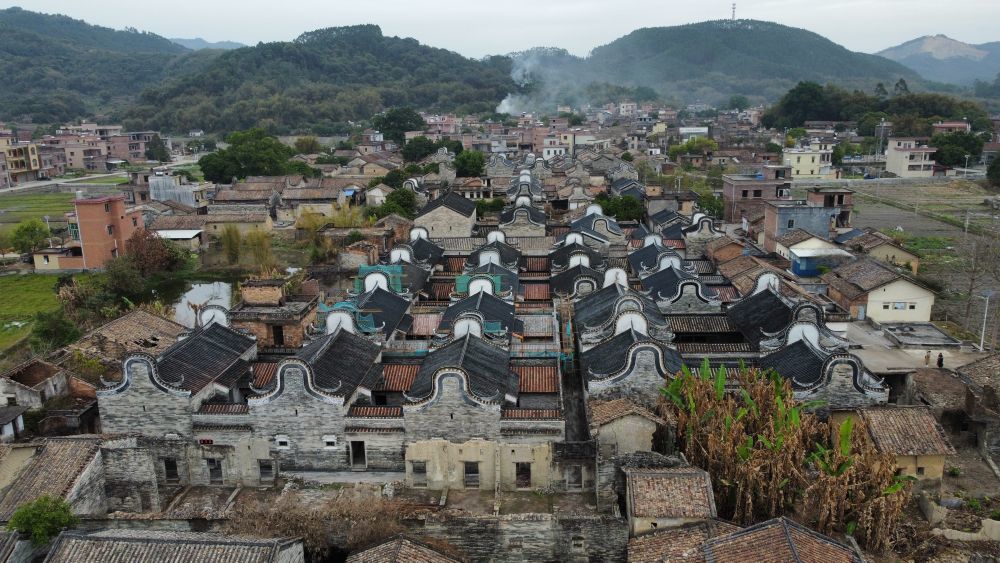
[[732, 3, 736, 20]]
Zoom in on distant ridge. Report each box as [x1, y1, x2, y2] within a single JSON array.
[[877, 35, 1000, 85], [170, 37, 245, 51]]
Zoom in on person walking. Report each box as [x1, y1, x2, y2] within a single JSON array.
[[924, 350, 931, 367], [937, 353, 944, 369]]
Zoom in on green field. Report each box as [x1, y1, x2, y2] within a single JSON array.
[[0, 274, 61, 352], [0, 192, 76, 229], [66, 175, 128, 185]]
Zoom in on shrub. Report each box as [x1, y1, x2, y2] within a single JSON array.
[[947, 466, 962, 477], [7, 496, 78, 545], [968, 498, 983, 512]]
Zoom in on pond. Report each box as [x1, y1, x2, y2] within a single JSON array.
[[149, 276, 239, 328]]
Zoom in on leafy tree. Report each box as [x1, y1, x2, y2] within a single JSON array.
[[764, 142, 784, 154], [144, 134, 170, 162], [345, 230, 365, 245], [0, 230, 12, 256], [371, 108, 426, 144], [125, 229, 185, 276], [7, 495, 79, 546], [620, 151, 634, 162], [293, 136, 322, 154], [373, 187, 417, 218], [697, 192, 724, 218], [402, 136, 437, 162], [668, 137, 719, 160], [893, 78, 909, 95], [873, 83, 888, 98], [929, 131, 984, 167], [787, 127, 807, 139], [199, 128, 304, 183], [726, 95, 750, 110], [219, 225, 242, 265], [12, 218, 50, 254], [594, 194, 644, 221], [475, 198, 505, 215], [381, 169, 407, 190], [29, 310, 82, 352], [105, 257, 144, 299], [989, 157, 1000, 187], [454, 150, 485, 177]]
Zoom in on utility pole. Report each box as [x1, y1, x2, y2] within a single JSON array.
[[980, 290, 994, 352]]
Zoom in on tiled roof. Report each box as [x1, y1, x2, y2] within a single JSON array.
[[416, 192, 476, 218], [348, 405, 403, 418], [519, 315, 554, 338], [501, 408, 563, 420], [295, 329, 381, 396], [775, 228, 820, 248], [155, 323, 255, 394], [0, 406, 27, 426], [251, 362, 278, 390], [625, 467, 717, 519], [379, 364, 420, 392], [820, 257, 901, 300], [521, 283, 551, 301], [71, 310, 185, 361], [0, 438, 100, 520], [283, 187, 338, 200], [196, 403, 249, 415], [958, 353, 1000, 392], [668, 315, 736, 334], [346, 535, 461, 563], [514, 365, 559, 393], [212, 189, 273, 202], [859, 406, 956, 456], [702, 517, 861, 562], [409, 335, 516, 402], [525, 257, 549, 272], [1, 358, 61, 388], [45, 530, 299, 563], [628, 520, 741, 563], [589, 398, 668, 428], [675, 342, 756, 354]]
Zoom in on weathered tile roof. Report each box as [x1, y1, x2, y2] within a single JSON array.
[[501, 408, 562, 420], [408, 334, 516, 403], [550, 264, 603, 296], [514, 364, 559, 393], [1, 358, 61, 388], [282, 187, 338, 201], [702, 517, 861, 562], [759, 340, 827, 390], [196, 403, 249, 415], [45, 529, 301, 563], [820, 258, 900, 300], [438, 291, 523, 335], [295, 328, 381, 396], [628, 519, 741, 563], [348, 406, 404, 418], [519, 315, 554, 338], [378, 364, 420, 392], [155, 323, 255, 394], [346, 535, 461, 562], [589, 398, 668, 428], [667, 315, 737, 334], [775, 228, 820, 248], [0, 438, 101, 520], [0, 406, 27, 426], [355, 287, 413, 336], [858, 406, 956, 456], [416, 192, 476, 218], [212, 189, 273, 202], [957, 353, 1000, 393], [580, 330, 683, 381], [625, 467, 717, 519], [251, 362, 278, 390], [71, 309, 185, 361], [725, 289, 794, 345]]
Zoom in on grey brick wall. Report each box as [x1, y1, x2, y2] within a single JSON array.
[[404, 375, 502, 443]]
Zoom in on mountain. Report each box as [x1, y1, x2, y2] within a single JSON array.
[[124, 25, 517, 135], [170, 37, 245, 50], [0, 7, 220, 123], [877, 35, 1000, 85], [505, 20, 922, 110]]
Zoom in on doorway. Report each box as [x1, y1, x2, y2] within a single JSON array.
[[350, 441, 366, 470], [464, 461, 480, 488], [206, 459, 223, 484], [515, 462, 531, 489], [272, 325, 285, 346]]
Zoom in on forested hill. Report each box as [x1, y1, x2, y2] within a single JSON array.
[[590, 20, 921, 101], [0, 7, 218, 123], [124, 25, 518, 135]]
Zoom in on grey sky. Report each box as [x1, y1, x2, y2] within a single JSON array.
[[6, 0, 998, 58]]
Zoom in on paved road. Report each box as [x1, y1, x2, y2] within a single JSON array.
[[0, 156, 200, 194]]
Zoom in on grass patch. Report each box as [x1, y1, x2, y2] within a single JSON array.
[[0, 274, 60, 353], [0, 193, 76, 226]]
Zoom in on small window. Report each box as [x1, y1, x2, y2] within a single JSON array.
[[5, 397, 16, 406], [753, 189, 762, 198], [322, 435, 337, 449], [275, 435, 290, 449], [917, 467, 925, 476], [786, 219, 794, 228], [106, 225, 114, 236], [741, 190, 748, 198], [909, 303, 916, 310], [883, 303, 890, 310], [43, 255, 49, 264], [104, 203, 111, 212], [132, 217, 138, 227]]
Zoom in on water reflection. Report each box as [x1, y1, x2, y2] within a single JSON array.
[[151, 278, 234, 328]]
